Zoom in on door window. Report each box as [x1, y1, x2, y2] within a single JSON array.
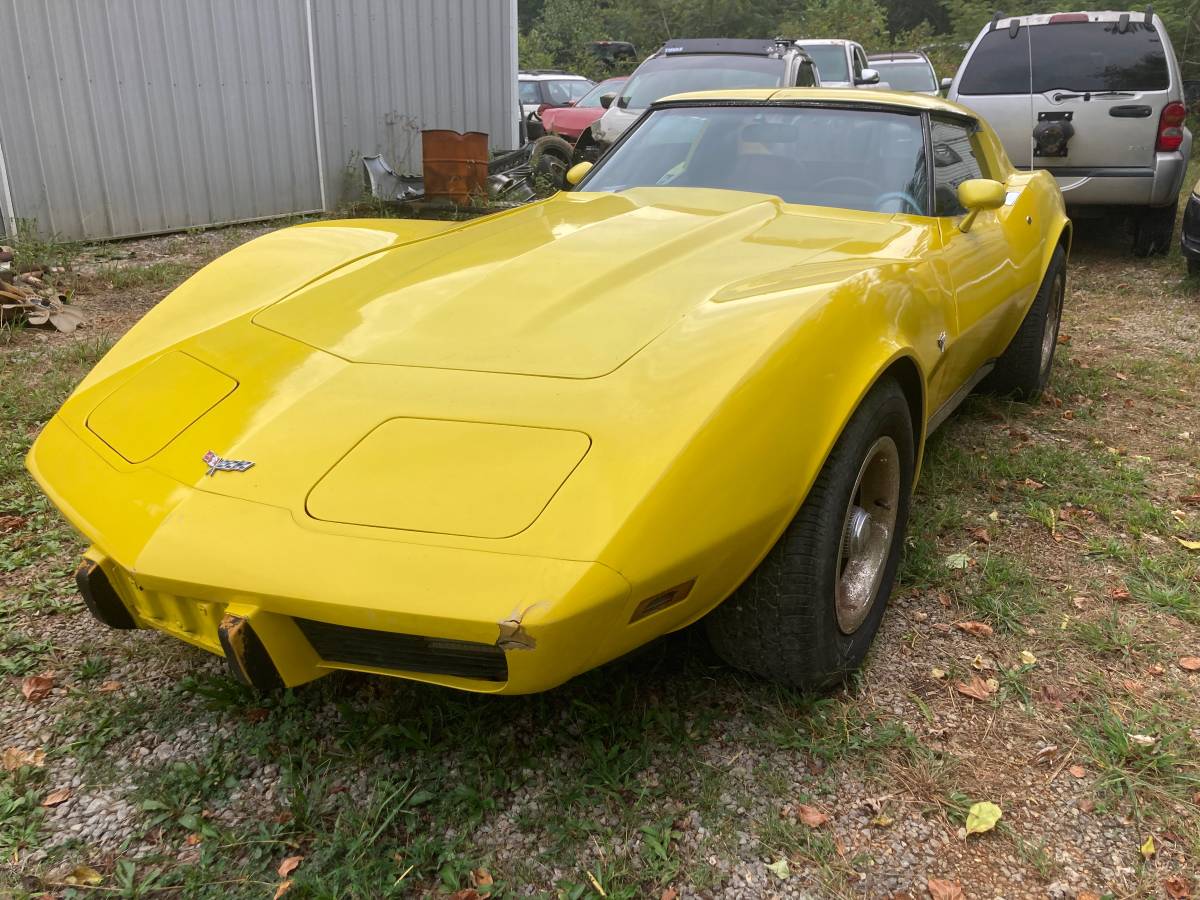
[[931, 119, 987, 215], [852, 47, 864, 81], [519, 81, 542, 105]]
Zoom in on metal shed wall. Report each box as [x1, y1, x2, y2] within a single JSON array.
[[0, 0, 518, 241]]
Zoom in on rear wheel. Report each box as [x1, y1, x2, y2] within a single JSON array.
[[704, 379, 914, 690], [979, 245, 1065, 401], [1132, 203, 1177, 257]]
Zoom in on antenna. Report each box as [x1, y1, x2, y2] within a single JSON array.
[[1026, 16, 1035, 173]]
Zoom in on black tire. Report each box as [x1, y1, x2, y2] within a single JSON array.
[[571, 129, 601, 166], [1132, 203, 1177, 257], [704, 379, 915, 690], [979, 245, 1066, 402], [527, 135, 574, 189]]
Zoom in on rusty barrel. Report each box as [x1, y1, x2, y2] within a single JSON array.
[[422, 130, 489, 203]]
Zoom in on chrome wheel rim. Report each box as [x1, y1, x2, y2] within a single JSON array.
[[1040, 271, 1065, 377], [835, 436, 901, 635]]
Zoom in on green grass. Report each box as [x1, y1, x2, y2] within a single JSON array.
[[1126, 556, 1200, 624], [91, 261, 194, 292], [6, 219, 77, 274]]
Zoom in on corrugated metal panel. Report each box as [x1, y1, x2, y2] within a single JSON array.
[[0, 0, 516, 239], [311, 0, 518, 200]]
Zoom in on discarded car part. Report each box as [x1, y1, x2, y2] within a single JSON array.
[[1033, 112, 1075, 158], [421, 130, 489, 204], [361, 154, 423, 202], [0, 284, 83, 333]]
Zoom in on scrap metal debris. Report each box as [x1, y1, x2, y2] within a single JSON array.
[[0, 247, 83, 333]]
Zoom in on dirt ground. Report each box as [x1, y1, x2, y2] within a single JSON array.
[[1, 210, 1198, 899]]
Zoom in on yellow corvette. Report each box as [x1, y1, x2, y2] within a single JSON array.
[[28, 89, 1069, 695]]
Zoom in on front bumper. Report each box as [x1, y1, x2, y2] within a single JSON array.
[[28, 416, 632, 694], [1181, 192, 1200, 261]]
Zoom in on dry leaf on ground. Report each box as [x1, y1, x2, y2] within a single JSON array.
[[41, 787, 71, 807], [277, 856, 303, 878], [797, 804, 829, 828], [21, 675, 55, 702], [767, 859, 791, 879], [969, 527, 991, 544], [956, 675, 995, 701], [1175, 537, 1200, 551], [660, 889, 679, 900], [1164, 876, 1192, 899], [1141, 835, 1156, 859], [1179, 656, 1200, 672], [956, 620, 994, 637], [470, 868, 493, 887], [64, 866, 103, 886], [1069, 764, 1087, 778], [965, 801, 1002, 836], [927, 878, 966, 900], [273, 881, 292, 900], [1020, 650, 1037, 665], [2, 747, 46, 770], [0, 514, 26, 533], [97, 681, 122, 693]]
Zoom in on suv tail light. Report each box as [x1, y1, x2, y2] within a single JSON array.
[[1157, 101, 1187, 152]]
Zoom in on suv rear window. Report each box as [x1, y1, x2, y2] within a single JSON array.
[[958, 21, 1169, 94], [618, 54, 785, 109]]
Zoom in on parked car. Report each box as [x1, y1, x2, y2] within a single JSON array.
[[868, 51, 940, 95], [1180, 177, 1200, 274], [518, 70, 595, 119], [796, 39, 878, 88], [29, 88, 1069, 696], [947, 11, 1190, 256], [540, 77, 627, 143], [578, 38, 819, 162]]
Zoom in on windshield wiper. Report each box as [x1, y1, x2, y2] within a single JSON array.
[[1051, 90, 1135, 101]]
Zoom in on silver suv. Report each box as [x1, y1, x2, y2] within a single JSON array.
[[947, 11, 1190, 255]]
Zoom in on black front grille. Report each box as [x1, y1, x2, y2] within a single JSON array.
[[294, 618, 508, 682]]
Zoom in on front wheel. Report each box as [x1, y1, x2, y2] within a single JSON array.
[[704, 379, 915, 690]]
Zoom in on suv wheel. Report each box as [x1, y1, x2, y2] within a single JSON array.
[[1132, 203, 1177, 257]]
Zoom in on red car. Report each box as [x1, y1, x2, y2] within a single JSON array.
[[540, 77, 627, 143]]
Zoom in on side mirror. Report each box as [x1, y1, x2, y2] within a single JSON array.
[[956, 178, 1006, 232], [565, 161, 593, 186], [564, 99, 577, 107], [940, 76, 953, 91], [599, 92, 616, 109], [856, 67, 880, 86]]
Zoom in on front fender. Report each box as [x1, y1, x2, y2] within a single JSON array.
[[74, 219, 459, 394]]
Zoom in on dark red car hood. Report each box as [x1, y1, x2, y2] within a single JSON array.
[[541, 106, 606, 141]]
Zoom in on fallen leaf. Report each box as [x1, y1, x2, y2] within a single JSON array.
[[1164, 875, 1192, 898], [931, 667, 946, 680], [1069, 764, 1087, 778], [65, 866, 103, 886], [1020, 650, 1037, 665], [956, 675, 995, 702], [927, 877, 966, 900], [871, 814, 894, 827], [1149, 663, 1166, 676], [1072, 595, 1089, 610], [0, 513, 26, 533], [41, 787, 71, 807], [586, 870, 606, 897], [1128, 733, 1158, 747], [766, 859, 791, 879], [448, 892, 480, 900], [661, 889, 680, 900], [1175, 538, 1200, 551], [470, 868, 493, 887], [186, 833, 202, 846], [1078, 798, 1096, 813], [1020, 478, 1045, 490], [944, 552, 972, 570], [273, 881, 292, 900], [21, 675, 54, 702], [937, 591, 952, 608], [1110, 587, 1132, 602], [955, 621, 994, 637], [1122, 679, 1144, 696], [1180, 657, 1200, 672], [245, 707, 270, 723], [965, 801, 1002, 836], [1141, 835, 1156, 859], [278, 855, 303, 878], [1078, 893, 1101, 900], [1, 747, 46, 770], [1032, 745, 1058, 764], [1180, 494, 1200, 505], [1114, 371, 1129, 381], [969, 527, 991, 544], [97, 681, 121, 693], [797, 804, 829, 828]]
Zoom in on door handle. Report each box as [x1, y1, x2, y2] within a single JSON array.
[[1109, 105, 1152, 118]]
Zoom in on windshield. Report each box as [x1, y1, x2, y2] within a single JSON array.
[[958, 21, 1169, 94], [580, 105, 929, 215], [618, 55, 786, 110], [544, 79, 596, 105], [576, 77, 627, 109], [872, 60, 938, 92], [799, 45, 850, 82]]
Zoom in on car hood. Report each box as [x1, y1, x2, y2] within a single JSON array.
[[252, 189, 914, 380]]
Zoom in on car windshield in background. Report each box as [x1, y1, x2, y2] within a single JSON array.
[[581, 105, 929, 215], [576, 78, 625, 108], [618, 55, 785, 109], [873, 60, 938, 92], [958, 21, 1168, 94], [799, 45, 850, 82], [544, 79, 595, 105]]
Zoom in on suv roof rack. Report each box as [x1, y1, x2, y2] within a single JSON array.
[[660, 38, 778, 57], [518, 69, 574, 76]]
